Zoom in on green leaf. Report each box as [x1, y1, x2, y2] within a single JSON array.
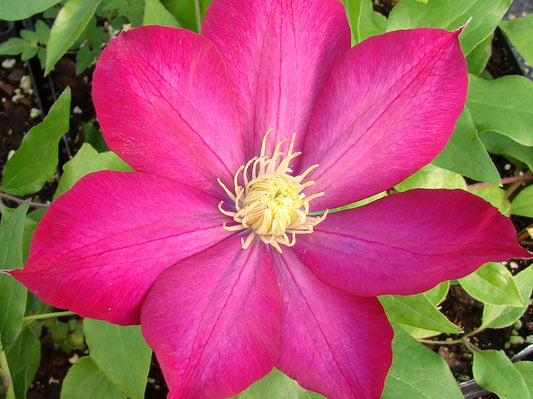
[[0, 201, 30, 271], [343, 0, 386, 44], [54, 144, 131, 199], [5, 326, 41, 399], [459, 262, 523, 306], [394, 163, 467, 192], [143, 0, 181, 27], [22, 208, 45, 265], [0, 0, 62, 21], [235, 368, 325, 398], [75, 45, 95, 76], [394, 282, 449, 339], [379, 294, 462, 333], [433, 109, 500, 185], [84, 319, 151, 399], [0, 274, 27, 352], [0, 205, 42, 270], [511, 185, 533, 218], [382, 324, 464, 399], [469, 185, 511, 216], [480, 131, 533, 172], [164, 0, 198, 31], [500, 14, 533, 67], [20, 46, 39, 61], [43, 5, 59, 19], [1, 88, 71, 196], [0, 38, 35, 56], [20, 30, 38, 45], [81, 123, 108, 152], [396, 323, 443, 340], [424, 281, 450, 306], [387, 0, 511, 55], [37, 48, 47, 69], [61, 356, 127, 399], [473, 350, 529, 399], [160, 0, 210, 32], [35, 20, 51, 44], [0, 206, 46, 265], [84, 18, 107, 49], [515, 361, 533, 397], [466, 33, 493, 75], [482, 265, 533, 328], [45, 0, 102, 75], [467, 75, 533, 146], [120, 0, 151, 27]]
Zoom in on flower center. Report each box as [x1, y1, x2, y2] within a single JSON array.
[[218, 131, 327, 253], [242, 175, 304, 236]]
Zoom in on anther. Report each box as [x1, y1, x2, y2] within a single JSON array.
[[217, 131, 327, 252]]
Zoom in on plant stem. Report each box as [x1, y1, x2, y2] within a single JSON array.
[[467, 174, 533, 191], [22, 310, 76, 322], [464, 339, 480, 353], [463, 326, 485, 339], [418, 337, 466, 345], [518, 228, 531, 242], [505, 180, 525, 199], [0, 192, 49, 208]]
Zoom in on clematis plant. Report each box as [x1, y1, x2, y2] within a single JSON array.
[[6, 0, 530, 398]]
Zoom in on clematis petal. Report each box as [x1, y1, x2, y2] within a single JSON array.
[[202, 0, 351, 158], [295, 189, 530, 297], [141, 236, 280, 399], [10, 171, 231, 325], [271, 248, 393, 399], [299, 28, 468, 209], [92, 25, 244, 197]]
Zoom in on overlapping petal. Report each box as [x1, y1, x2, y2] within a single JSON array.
[[141, 236, 280, 399], [295, 189, 530, 297], [299, 28, 468, 209], [202, 0, 351, 158], [92, 26, 245, 197], [271, 248, 393, 399], [11, 171, 232, 325]]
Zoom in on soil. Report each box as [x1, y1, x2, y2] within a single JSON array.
[[1, 4, 533, 399]]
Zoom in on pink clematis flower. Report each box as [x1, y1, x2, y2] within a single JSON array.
[[9, 0, 530, 397]]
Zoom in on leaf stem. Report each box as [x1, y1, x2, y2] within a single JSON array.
[[418, 326, 486, 349], [0, 192, 49, 208], [22, 310, 76, 322]]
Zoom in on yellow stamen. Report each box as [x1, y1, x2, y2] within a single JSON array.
[[218, 131, 327, 253]]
